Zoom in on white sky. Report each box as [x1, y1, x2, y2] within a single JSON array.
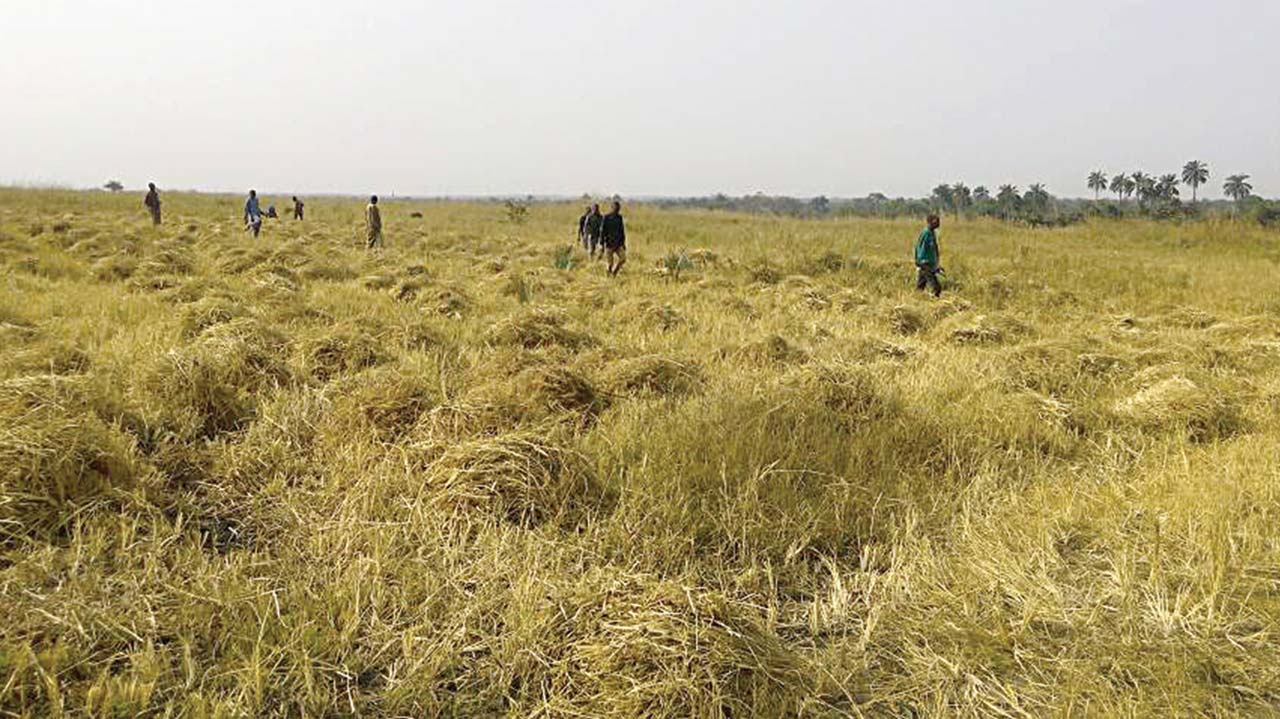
[[1, 0, 1276, 199]]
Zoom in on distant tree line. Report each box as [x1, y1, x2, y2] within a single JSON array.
[[653, 160, 1276, 227]]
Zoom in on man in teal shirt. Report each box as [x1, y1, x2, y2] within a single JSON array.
[[914, 214, 942, 297]]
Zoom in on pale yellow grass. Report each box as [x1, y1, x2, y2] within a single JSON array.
[[1, 188, 1279, 716]]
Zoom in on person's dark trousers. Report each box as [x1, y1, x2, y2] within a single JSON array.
[[916, 263, 941, 297]]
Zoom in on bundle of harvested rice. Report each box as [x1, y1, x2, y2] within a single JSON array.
[[330, 364, 440, 439], [486, 308, 593, 349], [416, 431, 608, 528], [1114, 374, 1244, 441], [738, 334, 808, 365], [179, 295, 250, 337], [541, 572, 807, 717], [0, 375, 140, 541], [888, 304, 926, 335], [790, 362, 898, 423], [138, 319, 291, 439], [602, 355, 704, 397], [297, 325, 388, 381]]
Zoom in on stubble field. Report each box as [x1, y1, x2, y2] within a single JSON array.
[[2, 189, 1280, 717]]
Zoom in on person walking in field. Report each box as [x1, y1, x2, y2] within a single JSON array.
[[366, 195, 383, 249], [601, 201, 626, 276], [292, 196, 305, 220], [914, 213, 943, 297], [577, 205, 591, 250], [583, 203, 604, 258], [244, 189, 264, 238], [144, 183, 162, 225]]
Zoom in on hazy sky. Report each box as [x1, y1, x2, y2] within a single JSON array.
[[2, 0, 1276, 198]]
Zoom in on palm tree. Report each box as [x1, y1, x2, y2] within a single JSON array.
[[1025, 183, 1050, 205], [1087, 171, 1108, 200], [1109, 173, 1128, 201], [951, 182, 972, 217], [1181, 160, 1209, 202], [1223, 174, 1253, 203], [1130, 172, 1153, 206], [996, 184, 1020, 220], [931, 184, 954, 215], [1122, 177, 1137, 202], [972, 186, 991, 203], [1156, 174, 1180, 199]]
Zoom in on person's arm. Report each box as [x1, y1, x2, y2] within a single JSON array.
[[619, 217, 626, 246]]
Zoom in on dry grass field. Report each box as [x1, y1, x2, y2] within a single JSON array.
[[2, 188, 1280, 717]]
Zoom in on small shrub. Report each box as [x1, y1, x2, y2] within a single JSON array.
[[505, 199, 529, 225]]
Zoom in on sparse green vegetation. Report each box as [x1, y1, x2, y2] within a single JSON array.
[[2, 188, 1280, 716]]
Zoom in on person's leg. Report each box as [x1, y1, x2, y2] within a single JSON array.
[[614, 247, 626, 275], [926, 267, 941, 297], [916, 266, 928, 291]]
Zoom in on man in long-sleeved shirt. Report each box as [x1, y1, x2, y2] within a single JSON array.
[[601, 201, 626, 277], [244, 190, 263, 238], [366, 195, 383, 249], [914, 214, 942, 297], [292, 196, 305, 220], [577, 205, 591, 250], [144, 183, 162, 225], [583, 203, 604, 258]]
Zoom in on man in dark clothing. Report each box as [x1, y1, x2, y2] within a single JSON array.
[[292, 196, 305, 220], [914, 214, 942, 297], [577, 205, 591, 250], [144, 183, 161, 225], [583, 203, 604, 258], [601, 201, 626, 277]]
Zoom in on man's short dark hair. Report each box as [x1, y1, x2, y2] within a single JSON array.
[[926, 213, 940, 223], [612, 201, 621, 211], [148, 182, 156, 190], [249, 189, 256, 197], [370, 195, 378, 204]]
